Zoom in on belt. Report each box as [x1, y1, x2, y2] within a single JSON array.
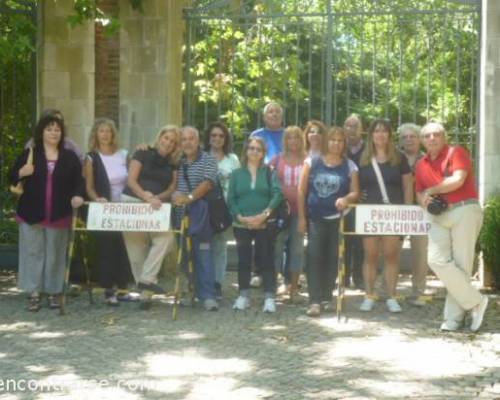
[[448, 199, 479, 211]]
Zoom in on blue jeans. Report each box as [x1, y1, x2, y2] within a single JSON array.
[[211, 228, 232, 284], [306, 218, 340, 304], [182, 235, 216, 302], [274, 215, 304, 274]]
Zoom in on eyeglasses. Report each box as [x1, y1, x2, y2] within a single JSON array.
[[401, 134, 418, 139], [210, 133, 225, 138], [422, 132, 443, 139], [247, 146, 263, 152]]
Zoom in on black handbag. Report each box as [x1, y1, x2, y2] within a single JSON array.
[[205, 179, 233, 233], [265, 166, 291, 231], [183, 163, 232, 234]]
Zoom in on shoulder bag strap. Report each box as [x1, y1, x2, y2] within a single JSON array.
[[443, 146, 455, 177], [371, 157, 390, 204], [27, 146, 34, 165], [182, 163, 193, 192]]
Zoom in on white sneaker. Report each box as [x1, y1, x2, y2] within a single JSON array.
[[440, 320, 461, 332], [386, 298, 402, 313], [470, 296, 489, 332], [359, 297, 375, 312], [233, 296, 250, 311], [203, 299, 218, 311], [262, 298, 276, 313], [250, 275, 263, 288]]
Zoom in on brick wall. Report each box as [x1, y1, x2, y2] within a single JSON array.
[[95, 0, 119, 125]]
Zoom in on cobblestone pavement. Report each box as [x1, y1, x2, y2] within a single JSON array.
[[0, 271, 499, 400]]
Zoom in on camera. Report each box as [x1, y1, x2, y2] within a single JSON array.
[[427, 195, 448, 215]]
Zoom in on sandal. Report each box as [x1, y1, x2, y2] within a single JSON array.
[[27, 295, 41, 312]]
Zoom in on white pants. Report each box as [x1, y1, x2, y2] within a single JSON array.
[[122, 230, 174, 285], [410, 235, 428, 296], [121, 194, 174, 285], [427, 203, 483, 322]]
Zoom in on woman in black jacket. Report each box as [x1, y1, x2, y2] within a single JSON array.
[[85, 118, 131, 305], [9, 114, 84, 311]]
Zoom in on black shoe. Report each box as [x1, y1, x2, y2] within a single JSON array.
[[214, 282, 222, 300], [139, 298, 152, 310], [47, 295, 61, 310], [27, 295, 41, 312], [137, 282, 165, 295]]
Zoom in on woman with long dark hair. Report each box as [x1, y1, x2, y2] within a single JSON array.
[[204, 121, 240, 299], [358, 119, 413, 313]]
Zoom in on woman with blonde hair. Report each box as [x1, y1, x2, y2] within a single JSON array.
[[270, 125, 307, 300], [121, 125, 181, 309], [85, 117, 131, 305], [358, 119, 413, 313], [298, 127, 360, 317]]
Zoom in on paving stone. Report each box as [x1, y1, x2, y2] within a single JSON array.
[[0, 271, 499, 399]]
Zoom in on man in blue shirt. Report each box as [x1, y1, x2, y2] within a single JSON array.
[[250, 102, 284, 163]]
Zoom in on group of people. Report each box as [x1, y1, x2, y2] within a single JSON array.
[[9, 102, 489, 332]]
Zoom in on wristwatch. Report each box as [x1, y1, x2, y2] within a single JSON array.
[[263, 209, 271, 218], [188, 193, 194, 202]]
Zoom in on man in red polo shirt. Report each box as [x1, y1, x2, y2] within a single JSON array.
[[415, 122, 488, 332]]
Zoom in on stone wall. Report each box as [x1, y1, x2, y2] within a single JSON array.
[[37, 1, 94, 150], [95, 0, 120, 124], [479, 0, 500, 201], [119, 1, 185, 149]]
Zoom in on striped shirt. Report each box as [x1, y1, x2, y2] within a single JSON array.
[[178, 150, 218, 193], [175, 150, 218, 223]]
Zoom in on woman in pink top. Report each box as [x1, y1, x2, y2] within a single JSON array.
[[270, 126, 306, 301]]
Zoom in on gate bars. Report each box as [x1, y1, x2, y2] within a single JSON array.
[[183, 0, 480, 152]]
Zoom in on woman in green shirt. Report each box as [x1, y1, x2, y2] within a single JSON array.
[[227, 137, 283, 313]]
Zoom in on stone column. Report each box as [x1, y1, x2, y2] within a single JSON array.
[[479, 0, 500, 286], [119, 0, 186, 149], [479, 0, 500, 201], [37, 1, 94, 149]]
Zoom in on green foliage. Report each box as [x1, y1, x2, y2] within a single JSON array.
[[0, 1, 36, 244], [479, 195, 500, 288], [185, 0, 479, 142]]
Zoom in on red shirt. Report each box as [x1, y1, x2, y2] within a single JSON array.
[[415, 144, 478, 203]]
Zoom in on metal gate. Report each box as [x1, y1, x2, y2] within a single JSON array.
[[0, 1, 37, 244], [183, 0, 480, 148]]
